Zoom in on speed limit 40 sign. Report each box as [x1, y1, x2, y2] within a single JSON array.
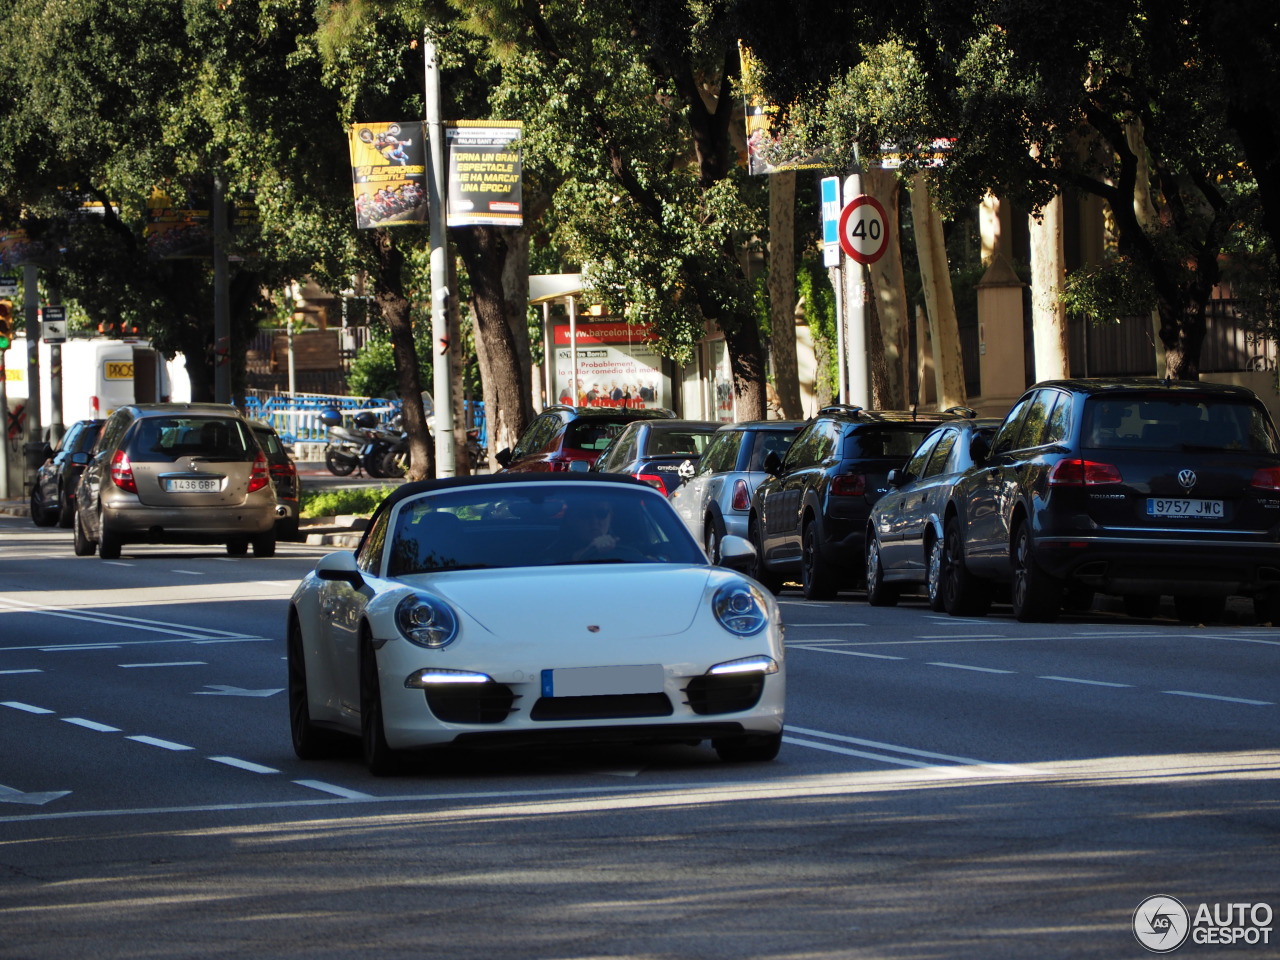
[[838, 195, 890, 264]]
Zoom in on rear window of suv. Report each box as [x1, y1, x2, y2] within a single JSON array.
[[1083, 395, 1279, 454], [844, 425, 938, 459], [563, 419, 633, 452], [127, 416, 259, 462]]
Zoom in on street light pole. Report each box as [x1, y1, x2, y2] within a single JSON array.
[[424, 33, 456, 478]]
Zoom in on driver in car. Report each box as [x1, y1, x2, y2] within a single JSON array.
[[549, 499, 619, 562]]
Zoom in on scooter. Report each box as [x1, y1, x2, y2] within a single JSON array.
[[320, 409, 391, 478]]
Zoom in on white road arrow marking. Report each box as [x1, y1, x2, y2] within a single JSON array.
[[193, 685, 284, 698], [0, 783, 71, 806]]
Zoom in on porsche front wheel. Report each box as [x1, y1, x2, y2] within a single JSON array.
[[288, 618, 340, 760], [360, 631, 400, 776], [713, 731, 782, 763]]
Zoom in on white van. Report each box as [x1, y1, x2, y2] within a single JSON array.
[[2, 337, 191, 430]]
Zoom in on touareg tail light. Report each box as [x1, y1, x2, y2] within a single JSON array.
[[110, 449, 137, 493], [1049, 459, 1123, 485], [248, 451, 271, 493], [1251, 466, 1280, 491], [635, 472, 667, 496]]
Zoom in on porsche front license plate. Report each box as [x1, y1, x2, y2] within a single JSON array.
[[542, 664, 664, 698], [166, 477, 220, 492], [1146, 498, 1223, 518]]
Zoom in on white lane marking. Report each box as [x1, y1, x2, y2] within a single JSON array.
[[0, 668, 41, 675], [172, 570, 203, 576], [39, 644, 122, 651], [193, 685, 283, 698], [119, 661, 207, 669], [126, 735, 193, 751], [294, 780, 375, 800], [916, 634, 1007, 640], [254, 580, 298, 588], [1163, 690, 1273, 706], [927, 661, 1016, 674], [1039, 675, 1133, 688], [101, 561, 135, 567], [0, 783, 72, 806], [793, 647, 905, 660], [785, 725, 1043, 775], [1198, 635, 1280, 647], [191, 638, 272, 646], [62, 718, 122, 732], [1, 701, 54, 714], [785, 622, 868, 628], [0, 596, 262, 640], [209, 756, 279, 774], [782, 736, 953, 770]]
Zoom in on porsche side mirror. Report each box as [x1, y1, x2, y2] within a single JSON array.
[[494, 447, 512, 469], [763, 451, 782, 476], [315, 551, 365, 589], [718, 535, 756, 573]]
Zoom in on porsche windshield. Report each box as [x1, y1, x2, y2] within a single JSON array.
[[386, 484, 705, 575]]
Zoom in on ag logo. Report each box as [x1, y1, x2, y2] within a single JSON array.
[[1134, 895, 1190, 953]]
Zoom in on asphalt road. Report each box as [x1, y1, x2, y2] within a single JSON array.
[[1, 517, 1277, 959]]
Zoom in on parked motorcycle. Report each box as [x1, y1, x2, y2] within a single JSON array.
[[320, 408, 397, 478], [380, 426, 484, 477]]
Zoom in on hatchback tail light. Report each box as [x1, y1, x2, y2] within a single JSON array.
[[549, 459, 572, 472], [1251, 466, 1280, 490], [730, 478, 751, 511], [110, 449, 137, 494], [248, 451, 271, 493], [635, 472, 668, 496], [1048, 458, 1123, 485], [830, 473, 866, 497]]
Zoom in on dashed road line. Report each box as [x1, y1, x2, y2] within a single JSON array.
[[209, 756, 279, 774], [793, 647, 905, 660], [119, 661, 208, 668], [0, 668, 41, 675], [927, 661, 1016, 674], [61, 718, 122, 732], [293, 780, 375, 800], [126, 735, 193, 751], [1164, 690, 1274, 706], [1039, 675, 1133, 688], [2, 701, 54, 714]]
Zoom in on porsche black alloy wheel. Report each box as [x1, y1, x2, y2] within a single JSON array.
[[288, 618, 340, 760], [360, 631, 400, 776]]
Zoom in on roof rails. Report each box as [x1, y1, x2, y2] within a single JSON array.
[[943, 405, 978, 419], [818, 403, 863, 418]]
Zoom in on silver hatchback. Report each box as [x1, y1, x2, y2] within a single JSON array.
[[73, 403, 278, 559]]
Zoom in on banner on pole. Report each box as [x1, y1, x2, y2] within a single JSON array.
[[740, 43, 827, 175], [347, 121, 428, 229], [445, 121, 523, 227]]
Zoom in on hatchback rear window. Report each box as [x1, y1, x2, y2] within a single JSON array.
[[1083, 395, 1279, 453], [127, 417, 258, 462], [844, 426, 937, 459], [564, 419, 633, 452]]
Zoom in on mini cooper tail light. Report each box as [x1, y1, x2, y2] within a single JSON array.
[[830, 473, 866, 497], [395, 592, 459, 648], [713, 582, 768, 636], [1049, 458, 1123, 486], [1251, 466, 1280, 490], [110, 449, 137, 493], [707, 655, 779, 676], [635, 472, 668, 496], [730, 479, 751, 511]]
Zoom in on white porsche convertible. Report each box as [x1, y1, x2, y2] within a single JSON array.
[[288, 474, 785, 774]]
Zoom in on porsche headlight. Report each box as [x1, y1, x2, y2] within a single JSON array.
[[713, 582, 768, 636], [394, 592, 459, 648]]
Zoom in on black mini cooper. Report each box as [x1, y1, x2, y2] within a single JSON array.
[[939, 378, 1280, 623]]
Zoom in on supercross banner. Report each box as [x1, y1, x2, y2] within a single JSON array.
[[347, 121, 428, 229], [445, 121, 523, 227], [0, 228, 43, 268], [740, 42, 827, 175]]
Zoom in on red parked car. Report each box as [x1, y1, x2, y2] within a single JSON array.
[[495, 405, 676, 473]]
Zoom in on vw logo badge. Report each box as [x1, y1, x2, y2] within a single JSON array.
[[1177, 469, 1197, 491]]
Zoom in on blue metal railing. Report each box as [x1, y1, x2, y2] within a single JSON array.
[[242, 392, 486, 448]]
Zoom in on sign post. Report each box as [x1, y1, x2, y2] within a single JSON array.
[[838, 189, 891, 408]]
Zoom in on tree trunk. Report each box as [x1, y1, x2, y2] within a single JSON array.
[[722, 312, 768, 421], [767, 171, 803, 419], [500, 227, 535, 428], [370, 230, 433, 481], [908, 173, 967, 409], [1028, 194, 1070, 381], [865, 168, 911, 408], [455, 225, 531, 460]]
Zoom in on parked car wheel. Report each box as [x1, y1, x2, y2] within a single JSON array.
[[251, 532, 276, 558], [226, 539, 249, 557], [73, 509, 96, 557], [703, 511, 725, 565], [98, 512, 122, 560], [865, 533, 900, 607], [1254, 590, 1280, 625], [57, 485, 75, 528], [942, 518, 991, 617], [1123, 594, 1161, 619], [30, 489, 56, 527], [926, 534, 946, 612], [1174, 594, 1226, 625], [801, 521, 838, 601], [1010, 523, 1061, 623], [713, 730, 782, 762]]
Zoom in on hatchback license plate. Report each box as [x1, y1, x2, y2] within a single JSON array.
[[1146, 498, 1223, 518], [542, 664, 664, 698], [166, 477, 220, 493]]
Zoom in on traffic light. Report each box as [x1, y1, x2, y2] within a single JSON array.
[[0, 299, 12, 350]]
